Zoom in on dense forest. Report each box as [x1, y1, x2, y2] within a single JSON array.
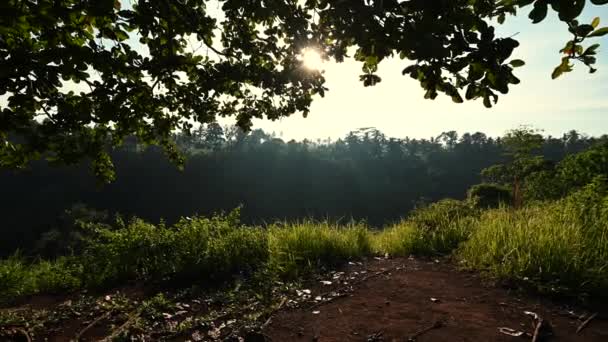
[[1, 125, 605, 257]]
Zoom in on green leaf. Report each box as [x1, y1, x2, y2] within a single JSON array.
[[483, 95, 492, 108], [575, 24, 595, 37], [528, 1, 548, 23], [588, 27, 608, 38], [556, 0, 585, 22], [509, 59, 525, 67], [591, 0, 608, 5], [451, 93, 464, 103], [498, 13, 506, 24], [591, 17, 601, 29], [584, 44, 600, 56], [552, 57, 572, 79]]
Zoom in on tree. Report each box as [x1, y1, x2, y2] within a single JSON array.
[[481, 126, 546, 207], [2, 0, 608, 181]]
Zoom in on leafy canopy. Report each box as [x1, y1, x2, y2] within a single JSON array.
[[1, 0, 607, 181]]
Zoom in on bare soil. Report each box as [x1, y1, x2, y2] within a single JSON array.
[[264, 258, 608, 342], [2, 257, 607, 341]]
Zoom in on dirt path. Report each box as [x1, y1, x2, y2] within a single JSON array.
[[264, 258, 608, 342], [2, 257, 607, 341]]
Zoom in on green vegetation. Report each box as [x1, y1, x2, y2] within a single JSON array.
[[3, 1, 607, 181], [268, 221, 372, 278], [2, 129, 608, 306], [3, 175, 607, 304], [4, 127, 605, 258], [460, 177, 608, 295]]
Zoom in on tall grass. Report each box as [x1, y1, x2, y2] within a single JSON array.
[[459, 179, 608, 295], [268, 220, 372, 277], [2, 182, 608, 303], [0, 255, 81, 299], [374, 199, 479, 256]]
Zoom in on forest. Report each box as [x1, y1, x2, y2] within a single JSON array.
[[1, 126, 604, 258]]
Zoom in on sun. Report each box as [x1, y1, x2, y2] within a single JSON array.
[[300, 47, 324, 71]]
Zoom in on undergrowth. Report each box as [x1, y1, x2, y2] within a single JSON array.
[[459, 177, 608, 296], [2, 181, 608, 303]]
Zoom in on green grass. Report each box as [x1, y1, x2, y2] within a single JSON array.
[[268, 220, 372, 278], [2, 182, 608, 304], [459, 180, 608, 296], [374, 199, 479, 256]]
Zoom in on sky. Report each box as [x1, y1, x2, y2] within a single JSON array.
[[240, 4, 608, 141], [6, 3, 607, 142]]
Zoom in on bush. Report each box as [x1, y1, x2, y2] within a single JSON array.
[[0, 208, 270, 302], [467, 183, 512, 208], [79, 208, 268, 287], [374, 199, 478, 257], [34, 204, 111, 259], [408, 199, 478, 231], [171, 212, 268, 281]]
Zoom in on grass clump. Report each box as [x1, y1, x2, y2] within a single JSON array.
[[459, 178, 608, 296], [375, 199, 478, 256], [0, 254, 82, 300], [268, 220, 372, 278]]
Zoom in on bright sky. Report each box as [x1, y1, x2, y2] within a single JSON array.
[[6, 3, 606, 142], [244, 5, 608, 141]]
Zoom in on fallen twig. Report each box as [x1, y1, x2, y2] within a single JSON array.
[[101, 311, 139, 342], [76, 311, 111, 340], [260, 297, 288, 330], [531, 317, 543, 342], [16, 328, 32, 342], [498, 327, 524, 337], [407, 320, 443, 341], [576, 312, 598, 334]]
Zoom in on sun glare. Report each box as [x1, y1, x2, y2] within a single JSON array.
[[300, 47, 324, 71]]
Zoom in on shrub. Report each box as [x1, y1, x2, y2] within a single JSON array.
[[79, 208, 268, 287], [467, 183, 512, 208], [172, 212, 268, 281]]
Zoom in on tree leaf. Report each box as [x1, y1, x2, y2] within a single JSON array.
[[588, 27, 608, 38], [557, 0, 585, 22], [509, 59, 525, 67], [575, 24, 595, 37], [591, 17, 601, 29], [528, 1, 548, 24]]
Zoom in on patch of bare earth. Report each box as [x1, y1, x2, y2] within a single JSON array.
[[3, 257, 608, 341], [264, 258, 608, 342]]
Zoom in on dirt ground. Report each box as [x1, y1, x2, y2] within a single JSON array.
[[264, 258, 608, 342], [2, 257, 608, 341]]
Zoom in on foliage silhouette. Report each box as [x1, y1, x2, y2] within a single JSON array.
[[1, 0, 607, 180]]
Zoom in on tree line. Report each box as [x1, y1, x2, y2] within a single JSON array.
[[1, 125, 605, 257]]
